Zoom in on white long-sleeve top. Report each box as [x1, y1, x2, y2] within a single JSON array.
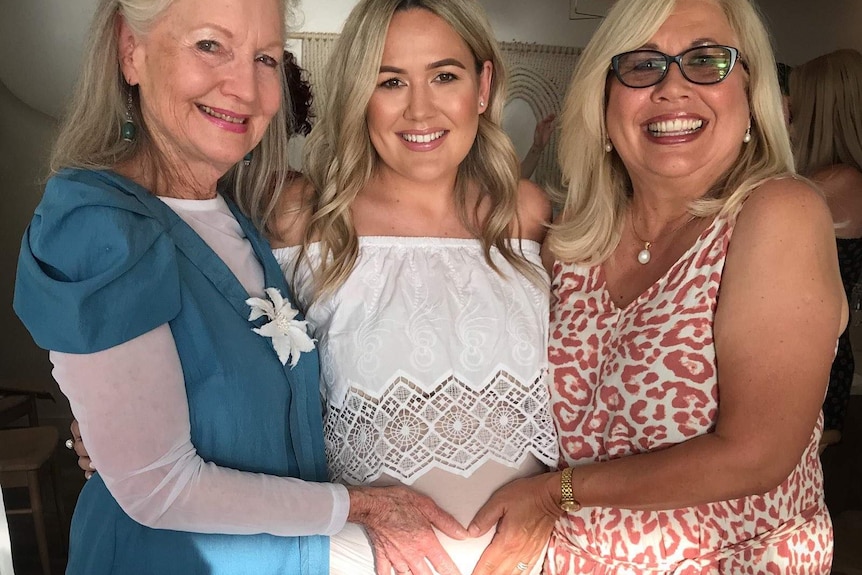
[[51, 194, 349, 536]]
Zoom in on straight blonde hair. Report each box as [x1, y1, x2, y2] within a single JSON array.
[[547, 0, 794, 265], [52, 0, 294, 218], [297, 0, 535, 298], [791, 49, 862, 176]]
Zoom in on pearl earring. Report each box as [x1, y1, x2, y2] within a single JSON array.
[[743, 124, 752, 144], [604, 140, 613, 153], [479, 99, 485, 108]]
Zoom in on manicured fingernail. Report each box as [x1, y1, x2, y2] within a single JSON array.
[[89, 462, 96, 470]]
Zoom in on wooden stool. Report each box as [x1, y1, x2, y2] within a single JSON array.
[[0, 426, 61, 575], [0, 382, 54, 428], [0, 394, 37, 427]]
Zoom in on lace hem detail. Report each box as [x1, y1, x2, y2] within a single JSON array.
[[324, 369, 559, 485]]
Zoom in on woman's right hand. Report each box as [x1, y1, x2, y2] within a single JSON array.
[[69, 419, 95, 479], [346, 484, 468, 575]]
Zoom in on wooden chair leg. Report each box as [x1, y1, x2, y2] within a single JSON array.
[[28, 396, 40, 427], [50, 454, 68, 553], [28, 469, 51, 575]]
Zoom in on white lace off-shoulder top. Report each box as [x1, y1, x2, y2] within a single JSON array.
[[273, 237, 558, 487]]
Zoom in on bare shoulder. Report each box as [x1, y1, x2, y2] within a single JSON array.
[[733, 176, 833, 242], [515, 179, 552, 243], [725, 176, 843, 317], [269, 175, 316, 249]]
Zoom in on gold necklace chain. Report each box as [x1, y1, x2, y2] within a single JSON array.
[[629, 210, 698, 265]]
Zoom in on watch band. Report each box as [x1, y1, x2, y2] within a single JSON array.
[[560, 467, 581, 512]]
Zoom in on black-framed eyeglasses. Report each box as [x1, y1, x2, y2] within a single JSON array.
[[610, 45, 747, 89]]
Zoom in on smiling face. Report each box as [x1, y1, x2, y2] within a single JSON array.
[[605, 0, 750, 193], [119, 0, 284, 183], [366, 8, 492, 187]]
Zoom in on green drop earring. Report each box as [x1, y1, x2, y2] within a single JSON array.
[[121, 90, 137, 143]]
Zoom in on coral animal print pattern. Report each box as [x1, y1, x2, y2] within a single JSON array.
[[546, 215, 833, 574]]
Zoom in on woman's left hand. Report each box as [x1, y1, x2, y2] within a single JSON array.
[[70, 419, 95, 479], [467, 473, 561, 575]]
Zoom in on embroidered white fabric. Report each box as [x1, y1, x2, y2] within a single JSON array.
[[274, 237, 558, 486]]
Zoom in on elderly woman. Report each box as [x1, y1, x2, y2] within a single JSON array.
[[791, 49, 862, 443], [468, 0, 846, 573], [13, 0, 468, 574]]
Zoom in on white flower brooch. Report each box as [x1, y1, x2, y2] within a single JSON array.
[[246, 287, 316, 368]]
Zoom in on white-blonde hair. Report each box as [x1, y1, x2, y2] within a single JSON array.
[[547, 0, 794, 264], [52, 0, 294, 219], [297, 0, 535, 298], [791, 49, 862, 176]]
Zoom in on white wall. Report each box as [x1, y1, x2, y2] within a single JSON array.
[[0, 0, 97, 119], [755, 0, 862, 64], [484, 0, 602, 46], [294, 0, 354, 31], [296, 0, 601, 45]]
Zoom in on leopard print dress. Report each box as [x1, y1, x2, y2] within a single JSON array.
[[545, 215, 832, 574]]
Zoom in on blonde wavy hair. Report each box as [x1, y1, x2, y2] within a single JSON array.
[[547, 0, 794, 265], [51, 0, 294, 218], [790, 49, 862, 176], [297, 0, 532, 297]]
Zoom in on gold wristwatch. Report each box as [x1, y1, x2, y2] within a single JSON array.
[[559, 467, 581, 513]]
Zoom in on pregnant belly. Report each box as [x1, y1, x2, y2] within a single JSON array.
[[331, 457, 547, 575]]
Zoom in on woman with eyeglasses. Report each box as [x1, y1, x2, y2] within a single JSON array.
[[467, 0, 845, 573]]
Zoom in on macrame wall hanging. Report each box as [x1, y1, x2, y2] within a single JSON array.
[[291, 32, 582, 188]]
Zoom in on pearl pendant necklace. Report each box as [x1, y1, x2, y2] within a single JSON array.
[[637, 242, 652, 264], [630, 210, 696, 265]]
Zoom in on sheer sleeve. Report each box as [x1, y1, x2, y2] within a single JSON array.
[[52, 324, 349, 536]]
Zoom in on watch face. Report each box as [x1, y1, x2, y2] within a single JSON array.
[[561, 500, 580, 513]]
